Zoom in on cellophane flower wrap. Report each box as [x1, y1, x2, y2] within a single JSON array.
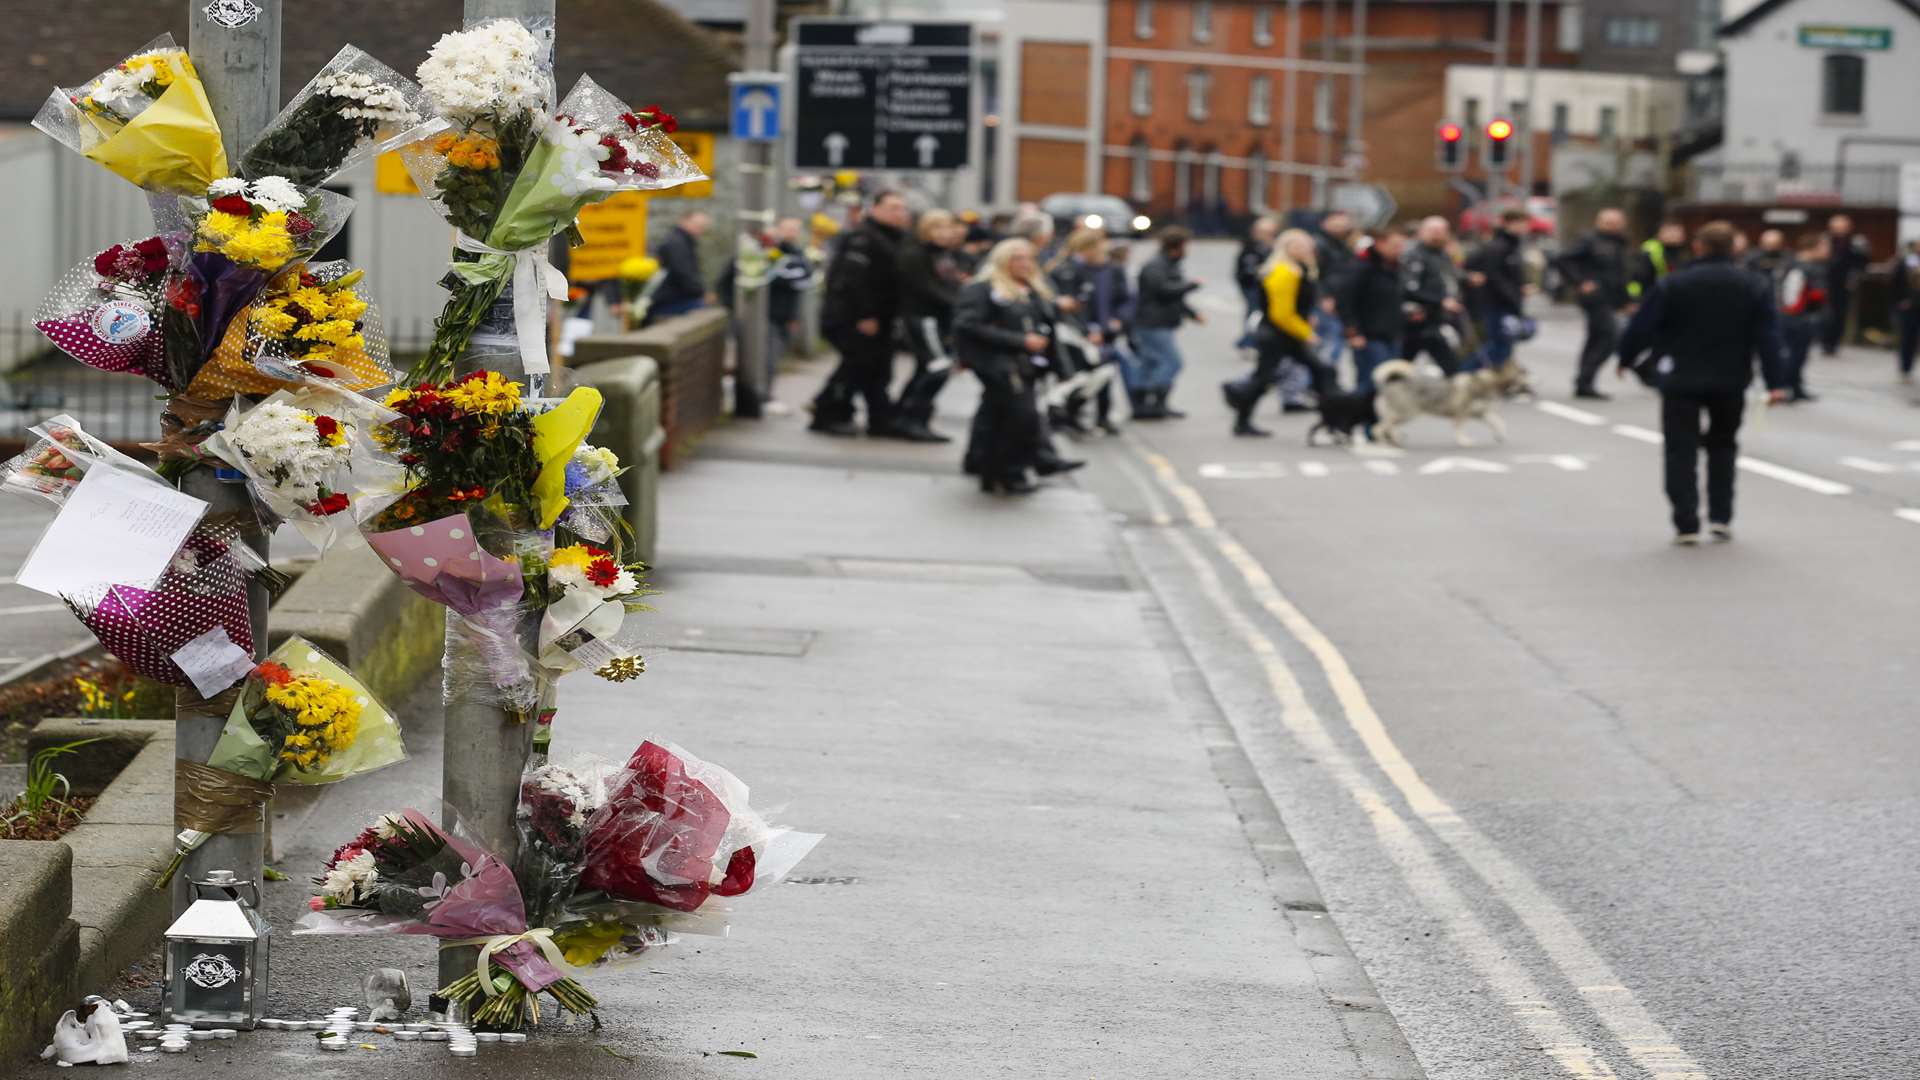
[[35, 233, 197, 390], [401, 17, 705, 382], [556, 443, 629, 546], [296, 808, 599, 1030], [538, 540, 649, 676], [238, 45, 434, 186], [565, 742, 822, 946], [0, 414, 161, 506], [203, 385, 407, 554], [30, 33, 228, 195], [157, 635, 408, 886]]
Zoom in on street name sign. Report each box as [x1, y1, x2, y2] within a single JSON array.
[[792, 19, 973, 172]]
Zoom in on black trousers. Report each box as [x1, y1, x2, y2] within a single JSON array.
[[814, 327, 896, 430], [896, 316, 952, 426], [1576, 304, 1618, 391], [1661, 391, 1745, 532], [1819, 289, 1850, 355], [1400, 322, 1460, 376], [1227, 328, 1308, 421], [1897, 306, 1920, 375], [964, 358, 1044, 480]]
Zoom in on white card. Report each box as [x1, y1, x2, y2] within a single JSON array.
[[15, 467, 208, 597], [170, 627, 255, 699]]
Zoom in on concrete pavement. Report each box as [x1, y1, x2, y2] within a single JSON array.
[[89, 347, 1420, 1077]]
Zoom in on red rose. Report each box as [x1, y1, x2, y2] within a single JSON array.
[[313, 415, 339, 439], [286, 212, 315, 237], [93, 245, 125, 277], [210, 194, 252, 216]]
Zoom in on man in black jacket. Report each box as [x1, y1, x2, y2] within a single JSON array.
[[1234, 215, 1280, 350], [1553, 208, 1632, 401], [1341, 231, 1408, 393], [893, 209, 966, 442], [650, 210, 712, 320], [1465, 209, 1529, 371], [1314, 211, 1357, 366], [1131, 227, 1203, 419], [810, 191, 911, 437], [1401, 216, 1466, 375], [1820, 214, 1870, 356], [1618, 221, 1789, 545]]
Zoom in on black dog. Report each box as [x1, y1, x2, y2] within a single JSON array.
[[1307, 391, 1378, 446]]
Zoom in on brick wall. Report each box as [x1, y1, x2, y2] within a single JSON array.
[[1018, 137, 1090, 202], [1019, 41, 1092, 128]]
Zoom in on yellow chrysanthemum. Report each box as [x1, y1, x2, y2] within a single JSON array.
[[252, 307, 299, 336], [198, 211, 246, 240], [383, 388, 412, 409], [442, 371, 522, 416], [548, 544, 599, 572]]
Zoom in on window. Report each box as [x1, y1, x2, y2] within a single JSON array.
[[1558, 2, 1583, 51], [1822, 54, 1865, 116], [1187, 70, 1212, 121], [1551, 102, 1570, 140], [1192, 0, 1213, 42], [1248, 150, 1268, 212], [1130, 138, 1152, 202], [1249, 74, 1272, 126], [1508, 100, 1528, 131], [1135, 0, 1154, 39], [1173, 142, 1194, 208], [1464, 97, 1481, 136], [1253, 7, 1274, 47], [1598, 105, 1618, 138], [1202, 149, 1223, 205], [1604, 15, 1660, 47], [1130, 65, 1152, 116]]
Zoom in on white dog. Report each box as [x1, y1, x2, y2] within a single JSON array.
[[1370, 359, 1515, 448]]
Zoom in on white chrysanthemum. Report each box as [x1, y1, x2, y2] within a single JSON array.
[[417, 19, 547, 121], [372, 813, 405, 839], [248, 175, 306, 214], [228, 401, 353, 504], [572, 444, 621, 486], [208, 177, 247, 198], [320, 850, 379, 904]]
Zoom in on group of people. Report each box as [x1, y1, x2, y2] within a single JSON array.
[[1220, 207, 1535, 436]]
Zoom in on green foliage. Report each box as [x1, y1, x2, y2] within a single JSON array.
[[6, 737, 103, 828], [240, 95, 379, 186]]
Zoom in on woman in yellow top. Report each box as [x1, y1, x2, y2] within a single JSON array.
[[1224, 229, 1321, 436]]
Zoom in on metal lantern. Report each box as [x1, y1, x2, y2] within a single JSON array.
[[162, 870, 270, 1028]]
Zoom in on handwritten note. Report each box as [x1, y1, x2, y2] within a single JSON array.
[[171, 626, 256, 699], [16, 466, 208, 597]]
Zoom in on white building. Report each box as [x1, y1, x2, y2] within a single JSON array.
[[1443, 65, 1686, 145], [1708, 0, 1920, 205]]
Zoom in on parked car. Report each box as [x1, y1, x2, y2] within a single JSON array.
[[1040, 193, 1151, 238]]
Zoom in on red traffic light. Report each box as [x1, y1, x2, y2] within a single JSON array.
[[1486, 118, 1515, 141], [1438, 122, 1463, 143]]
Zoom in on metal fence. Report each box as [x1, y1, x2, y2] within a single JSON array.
[[1687, 163, 1902, 207]]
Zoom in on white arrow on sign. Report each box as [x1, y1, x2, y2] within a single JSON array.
[[739, 88, 776, 139], [914, 133, 939, 168], [824, 132, 849, 167]]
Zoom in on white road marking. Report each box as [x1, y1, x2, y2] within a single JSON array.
[[1513, 454, 1592, 471], [1418, 456, 1510, 475], [1895, 509, 1920, 526], [1297, 461, 1331, 478], [1840, 456, 1897, 474], [1198, 462, 1289, 480], [1734, 457, 1852, 496], [1127, 444, 1712, 1080], [1611, 424, 1664, 444], [1536, 401, 1608, 426], [1893, 440, 1920, 452], [0, 603, 71, 616], [1362, 460, 1400, 476]]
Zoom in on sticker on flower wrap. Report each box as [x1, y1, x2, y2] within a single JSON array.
[[88, 300, 152, 345]]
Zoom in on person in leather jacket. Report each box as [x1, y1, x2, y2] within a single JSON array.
[[1339, 232, 1409, 393], [1552, 207, 1632, 400], [953, 239, 1084, 494], [894, 209, 967, 443], [1401, 216, 1467, 376], [811, 191, 910, 437], [1046, 228, 1126, 435]]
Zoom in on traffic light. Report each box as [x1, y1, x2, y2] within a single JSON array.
[[1436, 121, 1465, 171], [1485, 118, 1515, 169]]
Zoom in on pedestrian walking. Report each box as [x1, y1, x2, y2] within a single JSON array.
[[1773, 233, 1828, 402], [1746, 228, 1789, 281], [1465, 209, 1530, 373], [1131, 227, 1203, 419], [810, 190, 911, 438], [1819, 214, 1870, 356], [1340, 230, 1409, 394], [1889, 239, 1920, 382], [1223, 229, 1320, 437], [1234, 216, 1280, 350], [1313, 210, 1358, 367], [1097, 240, 1140, 408], [1553, 208, 1634, 400], [1401, 216, 1467, 376], [1628, 220, 1688, 303], [1047, 228, 1125, 435], [1617, 221, 1789, 545], [649, 209, 713, 321], [894, 209, 967, 443], [954, 239, 1084, 494]]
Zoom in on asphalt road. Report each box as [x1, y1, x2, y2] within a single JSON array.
[[1078, 240, 1920, 1080]]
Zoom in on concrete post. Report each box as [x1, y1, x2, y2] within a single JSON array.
[[437, 0, 557, 994], [173, 0, 280, 921]]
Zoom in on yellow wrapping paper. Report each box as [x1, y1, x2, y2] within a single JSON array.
[[184, 302, 393, 400], [531, 388, 604, 529], [82, 75, 228, 194]]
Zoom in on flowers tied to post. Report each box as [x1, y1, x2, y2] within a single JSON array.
[[249, 267, 371, 369], [225, 400, 356, 517]]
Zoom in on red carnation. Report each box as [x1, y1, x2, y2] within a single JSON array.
[[210, 194, 252, 216], [254, 660, 294, 686], [93, 245, 126, 277], [585, 556, 620, 589], [619, 111, 640, 132], [313, 415, 339, 439], [307, 492, 350, 516], [638, 105, 678, 134], [635, 161, 660, 180], [135, 236, 170, 273], [599, 134, 631, 172]]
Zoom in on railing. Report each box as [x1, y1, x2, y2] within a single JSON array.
[[1686, 163, 1902, 207]]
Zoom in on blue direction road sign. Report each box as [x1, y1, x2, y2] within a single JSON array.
[[729, 73, 783, 142]]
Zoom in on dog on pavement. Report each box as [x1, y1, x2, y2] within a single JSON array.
[[1307, 390, 1379, 446], [1370, 359, 1512, 448]]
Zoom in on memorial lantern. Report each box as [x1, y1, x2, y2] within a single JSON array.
[[163, 870, 270, 1027]]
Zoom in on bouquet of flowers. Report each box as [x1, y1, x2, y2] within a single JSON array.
[[203, 386, 406, 553], [157, 636, 407, 886], [239, 45, 432, 186], [30, 34, 227, 195], [403, 18, 704, 382], [616, 255, 664, 330], [34, 233, 198, 390], [0, 414, 161, 505], [538, 542, 650, 676], [297, 808, 599, 1030], [556, 443, 628, 546]]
